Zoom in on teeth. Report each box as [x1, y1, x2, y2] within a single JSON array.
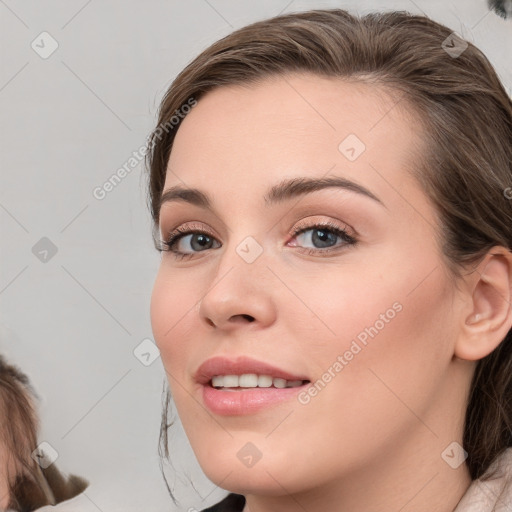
[[223, 375, 239, 387], [211, 374, 306, 389], [239, 374, 258, 387], [211, 375, 225, 387], [258, 375, 273, 387], [273, 378, 286, 388]]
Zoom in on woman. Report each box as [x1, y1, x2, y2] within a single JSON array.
[[146, 8, 512, 512], [0, 355, 88, 511]]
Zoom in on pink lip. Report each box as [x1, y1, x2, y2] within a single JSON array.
[[195, 356, 311, 416], [195, 356, 308, 384]]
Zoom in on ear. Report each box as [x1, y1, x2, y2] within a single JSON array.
[[455, 247, 512, 361]]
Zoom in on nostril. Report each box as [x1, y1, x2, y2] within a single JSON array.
[[228, 314, 255, 323]]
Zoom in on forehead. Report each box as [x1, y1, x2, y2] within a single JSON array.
[[165, 73, 428, 216]]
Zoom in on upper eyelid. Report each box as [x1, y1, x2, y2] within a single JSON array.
[[161, 221, 215, 238], [292, 217, 355, 236], [163, 218, 350, 238]]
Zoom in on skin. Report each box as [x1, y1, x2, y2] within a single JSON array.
[[150, 73, 512, 512]]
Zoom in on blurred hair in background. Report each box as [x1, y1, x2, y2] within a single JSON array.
[[0, 355, 88, 511], [488, 0, 512, 18]]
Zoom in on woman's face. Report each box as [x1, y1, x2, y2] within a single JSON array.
[[150, 74, 471, 497]]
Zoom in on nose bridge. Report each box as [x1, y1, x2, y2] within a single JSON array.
[[198, 231, 276, 329], [215, 223, 269, 278]]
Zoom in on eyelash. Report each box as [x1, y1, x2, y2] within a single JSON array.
[[159, 221, 357, 261]]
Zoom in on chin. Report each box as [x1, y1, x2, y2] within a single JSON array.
[[194, 443, 310, 497], [203, 465, 299, 497]]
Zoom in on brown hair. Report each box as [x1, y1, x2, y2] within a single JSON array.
[[145, 8, 512, 484], [0, 355, 88, 510]]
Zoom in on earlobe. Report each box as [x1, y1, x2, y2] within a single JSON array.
[[455, 247, 512, 361]]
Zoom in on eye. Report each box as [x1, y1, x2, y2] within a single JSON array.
[[159, 220, 357, 260], [288, 221, 357, 255], [159, 223, 220, 260]]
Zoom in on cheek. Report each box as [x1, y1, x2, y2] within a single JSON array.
[[150, 267, 200, 374], [298, 254, 454, 433], [286, 242, 453, 398]]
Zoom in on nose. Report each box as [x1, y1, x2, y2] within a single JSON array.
[[198, 244, 277, 332]]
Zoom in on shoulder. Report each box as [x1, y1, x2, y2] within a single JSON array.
[[454, 447, 512, 512], [201, 493, 246, 512]]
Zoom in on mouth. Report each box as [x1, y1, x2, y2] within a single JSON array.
[[195, 356, 311, 415]]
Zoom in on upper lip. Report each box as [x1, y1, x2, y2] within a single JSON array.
[[195, 356, 310, 385]]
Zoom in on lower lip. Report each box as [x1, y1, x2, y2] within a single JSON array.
[[201, 383, 309, 415]]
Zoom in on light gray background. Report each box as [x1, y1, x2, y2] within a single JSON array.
[[1, 1, 510, 511]]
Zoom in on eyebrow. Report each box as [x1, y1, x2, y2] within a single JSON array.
[[158, 176, 385, 215]]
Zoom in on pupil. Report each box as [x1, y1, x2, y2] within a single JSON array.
[[192, 234, 212, 250], [313, 229, 336, 248]]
